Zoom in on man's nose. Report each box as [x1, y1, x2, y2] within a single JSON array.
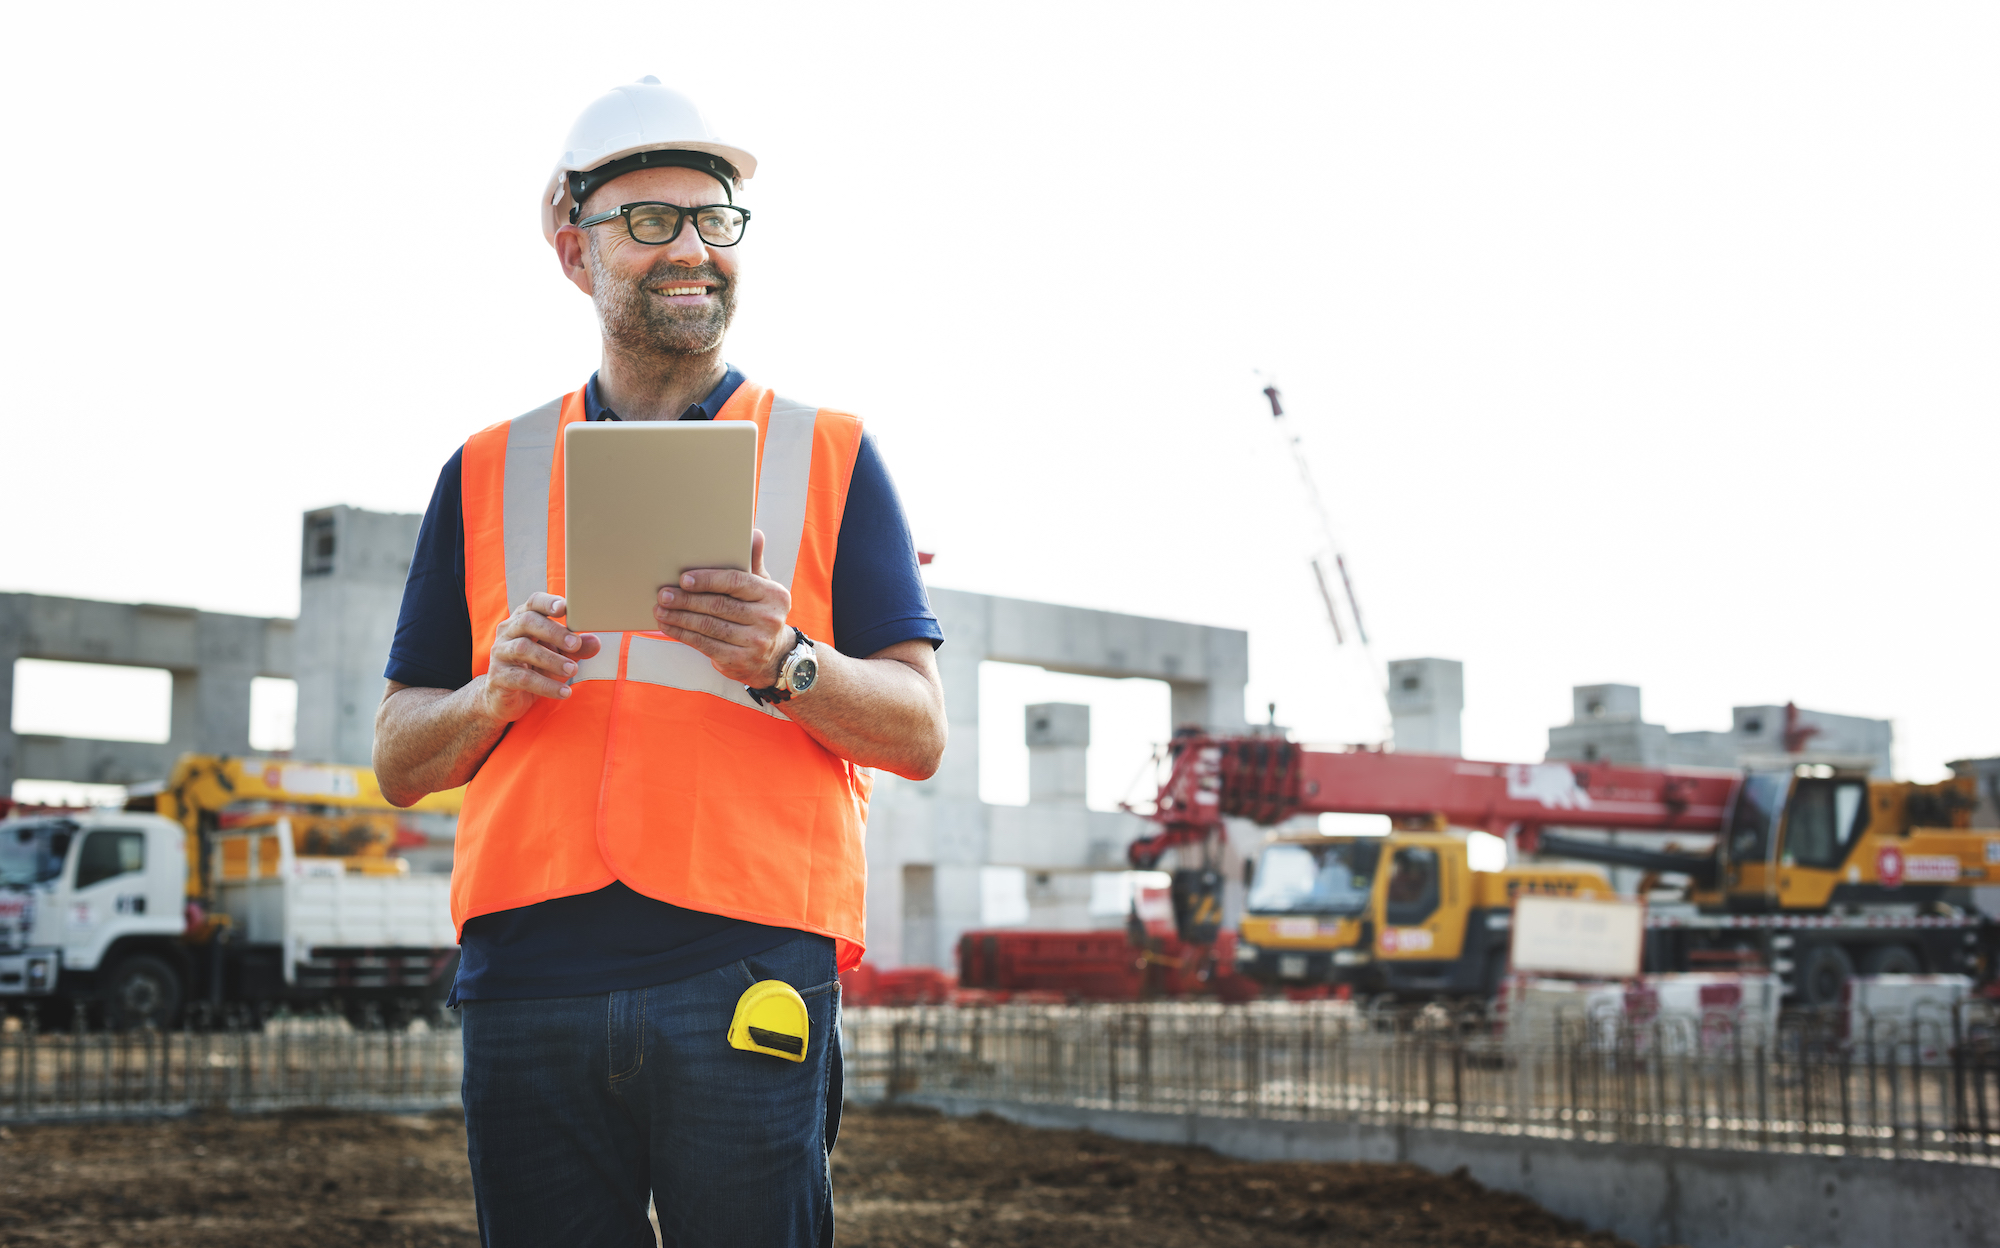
[[663, 217, 709, 267]]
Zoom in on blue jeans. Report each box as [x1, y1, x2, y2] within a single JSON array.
[[460, 932, 843, 1247]]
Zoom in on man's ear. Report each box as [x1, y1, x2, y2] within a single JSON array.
[[554, 227, 595, 297]]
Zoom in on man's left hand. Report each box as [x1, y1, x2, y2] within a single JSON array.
[[653, 528, 794, 687]]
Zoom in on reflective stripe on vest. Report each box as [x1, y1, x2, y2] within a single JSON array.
[[452, 381, 871, 969]]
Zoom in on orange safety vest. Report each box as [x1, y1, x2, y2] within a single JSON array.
[[450, 380, 871, 970]]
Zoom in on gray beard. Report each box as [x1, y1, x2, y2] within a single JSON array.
[[589, 244, 736, 358]]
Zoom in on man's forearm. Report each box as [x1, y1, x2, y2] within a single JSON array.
[[781, 641, 945, 780], [373, 680, 510, 807]]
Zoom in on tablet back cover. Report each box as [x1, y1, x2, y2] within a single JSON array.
[[562, 421, 757, 633]]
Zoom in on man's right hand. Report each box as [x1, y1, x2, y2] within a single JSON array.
[[478, 593, 604, 723]]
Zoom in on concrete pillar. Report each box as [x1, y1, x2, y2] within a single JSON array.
[[293, 506, 421, 766], [167, 670, 202, 755], [1027, 703, 1088, 805], [932, 863, 984, 974], [1388, 658, 1464, 756], [1169, 627, 1250, 733], [190, 614, 265, 757], [926, 591, 987, 803], [900, 864, 936, 968]]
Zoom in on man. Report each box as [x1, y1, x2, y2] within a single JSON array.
[[373, 78, 946, 1247]]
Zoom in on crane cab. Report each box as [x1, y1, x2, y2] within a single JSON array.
[[1237, 830, 1610, 996], [1711, 769, 1980, 912]]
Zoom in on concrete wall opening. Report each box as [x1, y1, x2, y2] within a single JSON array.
[[248, 676, 297, 753], [977, 661, 1171, 810], [10, 659, 171, 744]]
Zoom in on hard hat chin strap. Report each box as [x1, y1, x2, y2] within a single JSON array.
[[567, 149, 739, 223]]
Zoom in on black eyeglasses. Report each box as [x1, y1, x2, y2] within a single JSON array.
[[575, 201, 752, 247]]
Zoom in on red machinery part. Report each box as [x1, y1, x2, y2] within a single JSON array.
[[1130, 735, 1740, 867]]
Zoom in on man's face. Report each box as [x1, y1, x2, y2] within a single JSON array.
[[563, 166, 740, 357]]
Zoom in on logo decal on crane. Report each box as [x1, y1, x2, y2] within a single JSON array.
[[1379, 928, 1434, 954], [1877, 844, 1904, 887], [1505, 764, 1593, 811], [1905, 856, 1961, 883]]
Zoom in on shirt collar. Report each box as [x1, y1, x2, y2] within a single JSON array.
[[585, 365, 746, 422]]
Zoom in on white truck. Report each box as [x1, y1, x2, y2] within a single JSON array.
[[0, 808, 456, 1029]]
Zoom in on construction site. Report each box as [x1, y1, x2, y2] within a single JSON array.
[[2, 441, 1998, 1247], [6, 10, 1999, 1247]]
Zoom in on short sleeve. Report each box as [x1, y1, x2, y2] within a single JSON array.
[[384, 448, 475, 689], [829, 434, 944, 658]]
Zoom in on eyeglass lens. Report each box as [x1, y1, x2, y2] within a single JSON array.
[[626, 204, 747, 246]]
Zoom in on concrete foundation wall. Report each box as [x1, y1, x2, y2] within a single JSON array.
[[905, 1095, 2000, 1248]]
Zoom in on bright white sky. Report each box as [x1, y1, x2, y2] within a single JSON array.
[[4, 3, 1996, 803]]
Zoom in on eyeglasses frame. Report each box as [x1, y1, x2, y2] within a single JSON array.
[[573, 201, 753, 248]]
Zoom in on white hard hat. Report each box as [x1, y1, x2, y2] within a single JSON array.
[[540, 77, 758, 247]]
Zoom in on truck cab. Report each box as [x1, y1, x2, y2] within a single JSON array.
[[0, 813, 189, 1025]]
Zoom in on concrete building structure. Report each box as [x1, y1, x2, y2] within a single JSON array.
[[867, 587, 1251, 970], [294, 506, 421, 767], [1, 506, 420, 796], [0, 593, 295, 793], [1387, 657, 1463, 756], [1547, 683, 1893, 777], [5, 507, 1255, 971]]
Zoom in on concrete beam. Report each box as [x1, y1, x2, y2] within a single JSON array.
[[931, 588, 1248, 733], [0, 593, 292, 677], [14, 737, 177, 788], [0, 592, 293, 793]]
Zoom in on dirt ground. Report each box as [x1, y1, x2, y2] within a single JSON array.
[[0, 1104, 1643, 1247]]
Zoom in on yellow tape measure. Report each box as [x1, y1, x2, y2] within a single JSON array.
[[727, 979, 810, 1063]]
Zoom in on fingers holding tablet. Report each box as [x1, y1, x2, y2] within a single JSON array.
[[480, 594, 604, 719], [651, 528, 795, 686]]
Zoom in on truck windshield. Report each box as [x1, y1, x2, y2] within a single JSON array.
[[1247, 841, 1382, 915], [0, 823, 72, 888], [1728, 772, 1790, 864]]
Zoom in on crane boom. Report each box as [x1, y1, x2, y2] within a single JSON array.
[[1129, 733, 1737, 868]]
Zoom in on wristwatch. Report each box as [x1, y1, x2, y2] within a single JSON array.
[[748, 628, 819, 706]]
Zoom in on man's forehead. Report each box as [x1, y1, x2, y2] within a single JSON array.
[[585, 165, 730, 209]]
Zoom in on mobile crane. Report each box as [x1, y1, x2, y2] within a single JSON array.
[[1130, 735, 2000, 1003]]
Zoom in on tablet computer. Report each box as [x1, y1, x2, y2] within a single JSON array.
[[562, 421, 758, 634]]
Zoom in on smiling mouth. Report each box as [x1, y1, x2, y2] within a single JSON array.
[[658, 285, 711, 297]]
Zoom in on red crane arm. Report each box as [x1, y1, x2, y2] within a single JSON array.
[[1127, 735, 1739, 869], [1281, 748, 1737, 833]]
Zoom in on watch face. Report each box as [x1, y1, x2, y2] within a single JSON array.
[[791, 656, 818, 693]]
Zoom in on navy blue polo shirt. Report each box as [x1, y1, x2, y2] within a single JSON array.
[[386, 367, 942, 1001]]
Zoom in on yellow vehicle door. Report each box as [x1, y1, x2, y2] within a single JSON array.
[[1374, 841, 1461, 961], [1774, 777, 1869, 907]]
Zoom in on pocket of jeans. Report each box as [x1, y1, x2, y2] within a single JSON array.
[[734, 933, 838, 999]]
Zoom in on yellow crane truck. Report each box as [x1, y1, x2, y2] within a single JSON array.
[[1238, 827, 1615, 997], [1229, 757, 2000, 1004]]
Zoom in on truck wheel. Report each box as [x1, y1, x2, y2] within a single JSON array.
[[1860, 944, 1921, 975], [102, 955, 183, 1031], [1796, 943, 1854, 1006]]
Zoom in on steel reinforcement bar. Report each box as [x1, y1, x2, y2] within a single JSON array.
[[0, 1011, 463, 1121], [841, 1000, 2000, 1166]]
